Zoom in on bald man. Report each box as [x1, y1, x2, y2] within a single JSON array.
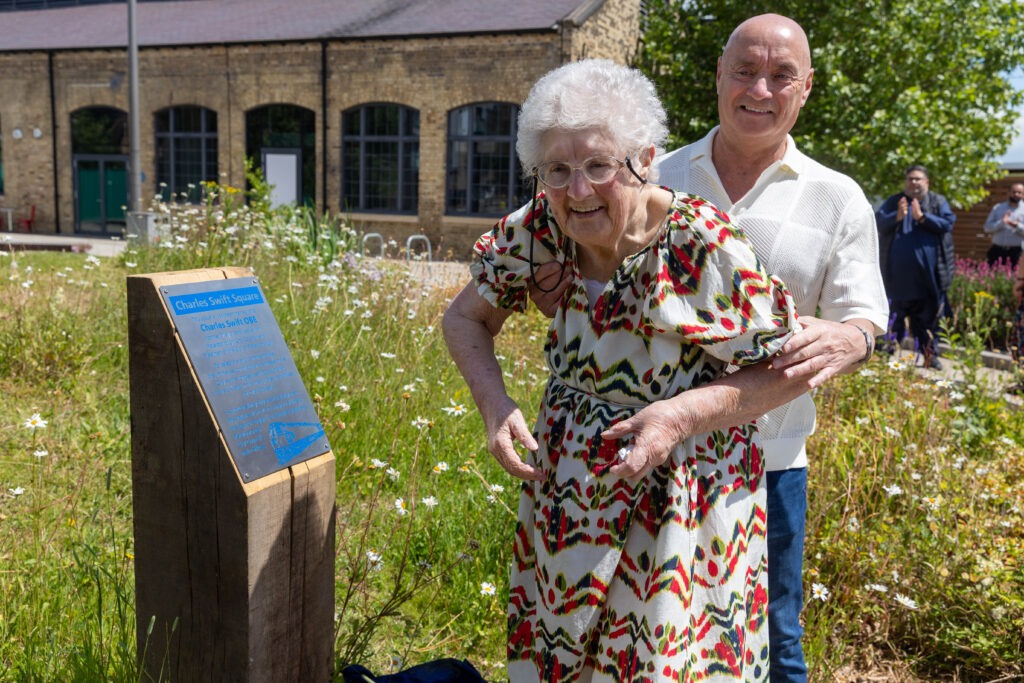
[[655, 14, 889, 681]]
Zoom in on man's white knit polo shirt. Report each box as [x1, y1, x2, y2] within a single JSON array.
[[656, 127, 889, 471]]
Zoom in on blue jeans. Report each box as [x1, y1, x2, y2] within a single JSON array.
[[767, 468, 808, 683]]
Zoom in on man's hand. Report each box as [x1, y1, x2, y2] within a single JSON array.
[[770, 317, 872, 389], [896, 196, 909, 221], [1003, 211, 1023, 233], [527, 260, 571, 319], [909, 197, 924, 222]]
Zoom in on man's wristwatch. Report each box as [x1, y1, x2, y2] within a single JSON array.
[[855, 326, 874, 364]]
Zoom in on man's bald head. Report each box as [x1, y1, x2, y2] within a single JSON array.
[[723, 14, 812, 72], [715, 13, 814, 156]]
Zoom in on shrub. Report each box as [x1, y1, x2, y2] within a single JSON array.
[[945, 257, 1017, 352]]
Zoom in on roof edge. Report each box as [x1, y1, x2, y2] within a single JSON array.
[[0, 24, 562, 53], [561, 0, 606, 27]]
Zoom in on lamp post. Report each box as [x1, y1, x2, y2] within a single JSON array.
[[128, 0, 141, 213]]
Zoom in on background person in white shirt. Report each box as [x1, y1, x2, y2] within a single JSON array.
[[531, 13, 888, 683], [983, 182, 1024, 268]]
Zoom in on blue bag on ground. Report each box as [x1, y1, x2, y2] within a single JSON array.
[[341, 658, 487, 683]]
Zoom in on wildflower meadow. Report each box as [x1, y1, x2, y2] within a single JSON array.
[[1, 179, 1022, 681]]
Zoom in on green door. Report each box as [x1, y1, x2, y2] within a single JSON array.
[[74, 155, 128, 235]]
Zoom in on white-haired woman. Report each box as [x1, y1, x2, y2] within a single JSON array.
[[443, 59, 798, 682]]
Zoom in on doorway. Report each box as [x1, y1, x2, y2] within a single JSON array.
[[246, 104, 315, 207], [74, 155, 128, 236], [70, 106, 129, 235]]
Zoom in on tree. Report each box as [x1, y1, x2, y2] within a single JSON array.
[[639, 0, 1024, 207]]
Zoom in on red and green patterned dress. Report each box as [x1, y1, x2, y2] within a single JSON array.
[[471, 191, 798, 683]]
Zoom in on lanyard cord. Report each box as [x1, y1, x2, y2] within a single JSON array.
[[528, 174, 568, 293]]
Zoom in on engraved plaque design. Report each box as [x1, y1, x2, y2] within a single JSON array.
[[161, 277, 329, 482]]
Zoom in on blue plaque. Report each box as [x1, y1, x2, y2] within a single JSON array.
[[160, 277, 330, 482]]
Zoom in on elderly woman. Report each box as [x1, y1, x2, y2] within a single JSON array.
[[442, 59, 799, 682]]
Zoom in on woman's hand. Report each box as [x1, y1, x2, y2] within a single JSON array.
[[443, 282, 544, 482], [481, 395, 545, 481], [602, 400, 689, 481]]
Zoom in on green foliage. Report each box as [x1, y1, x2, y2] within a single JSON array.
[[945, 257, 1018, 352], [2, 184, 1023, 680], [639, 0, 1024, 206], [807, 355, 1024, 679]]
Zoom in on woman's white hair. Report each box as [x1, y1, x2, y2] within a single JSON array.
[[516, 59, 668, 181]]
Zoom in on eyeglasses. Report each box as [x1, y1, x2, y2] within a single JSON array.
[[525, 152, 646, 293], [533, 155, 630, 189]]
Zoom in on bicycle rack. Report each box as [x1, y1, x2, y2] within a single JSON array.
[[406, 234, 432, 262], [361, 232, 385, 257]]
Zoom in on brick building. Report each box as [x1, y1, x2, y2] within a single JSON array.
[[0, 0, 641, 253]]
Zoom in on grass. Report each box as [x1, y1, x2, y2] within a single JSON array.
[[1, 183, 1022, 681]]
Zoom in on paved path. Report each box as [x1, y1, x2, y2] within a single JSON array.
[[1, 230, 471, 289], [1, 231, 127, 257], [891, 346, 1020, 406]]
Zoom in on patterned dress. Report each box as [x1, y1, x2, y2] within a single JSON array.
[[471, 191, 799, 683]]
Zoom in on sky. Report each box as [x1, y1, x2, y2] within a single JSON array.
[[999, 68, 1024, 167]]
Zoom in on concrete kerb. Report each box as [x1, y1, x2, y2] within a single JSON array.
[[1, 231, 128, 258]]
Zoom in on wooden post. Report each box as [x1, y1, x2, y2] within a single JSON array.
[[127, 267, 335, 682]]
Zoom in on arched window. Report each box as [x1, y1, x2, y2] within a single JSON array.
[[71, 106, 128, 155], [341, 104, 419, 213], [155, 105, 218, 203], [446, 102, 530, 216], [246, 104, 316, 207]]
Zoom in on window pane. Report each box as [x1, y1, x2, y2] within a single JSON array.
[[204, 140, 218, 184], [155, 137, 171, 201], [404, 109, 420, 137], [445, 103, 520, 216], [401, 141, 419, 213], [340, 104, 419, 214], [175, 106, 202, 133], [365, 139, 398, 210], [154, 109, 170, 133], [365, 105, 398, 137], [447, 140, 469, 214], [449, 107, 471, 137], [472, 141, 512, 214], [474, 103, 512, 135], [341, 140, 361, 208], [342, 110, 361, 136], [154, 105, 218, 202], [72, 107, 128, 155]]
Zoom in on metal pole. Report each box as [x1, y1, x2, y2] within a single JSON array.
[[128, 0, 142, 213]]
